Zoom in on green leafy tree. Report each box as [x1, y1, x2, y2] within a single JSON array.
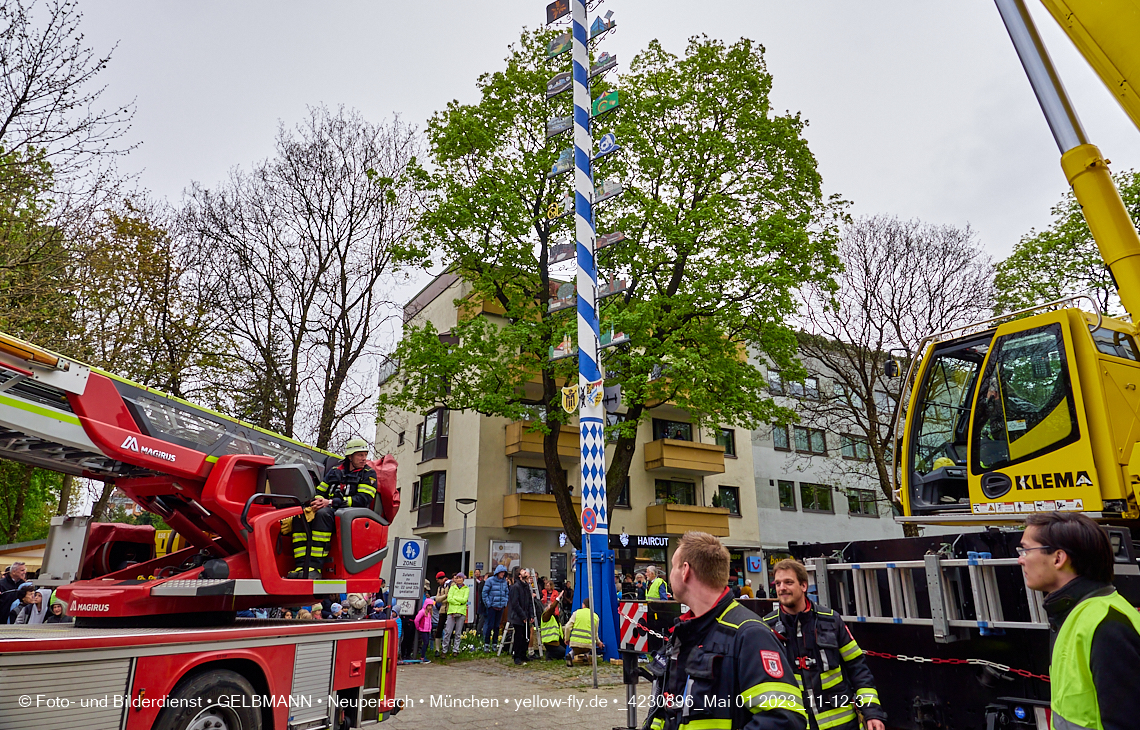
[[994, 170, 1140, 316], [381, 30, 843, 546], [0, 461, 62, 543]]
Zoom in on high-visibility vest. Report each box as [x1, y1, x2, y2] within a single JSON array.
[[540, 614, 561, 645], [647, 576, 668, 600], [1051, 589, 1140, 730], [567, 608, 600, 647]]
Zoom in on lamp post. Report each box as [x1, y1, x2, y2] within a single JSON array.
[[455, 498, 477, 577]]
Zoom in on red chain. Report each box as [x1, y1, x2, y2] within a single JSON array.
[[862, 649, 1050, 682]]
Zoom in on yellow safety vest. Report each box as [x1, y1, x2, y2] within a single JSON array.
[[567, 608, 600, 647], [540, 614, 561, 644]]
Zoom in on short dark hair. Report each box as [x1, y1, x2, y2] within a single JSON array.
[[772, 558, 810, 586], [1026, 512, 1114, 584]]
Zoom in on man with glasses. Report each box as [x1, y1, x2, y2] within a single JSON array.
[[1019, 512, 1140, 730]]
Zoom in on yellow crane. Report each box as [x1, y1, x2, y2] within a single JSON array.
[[895, 0, 1140, 525]]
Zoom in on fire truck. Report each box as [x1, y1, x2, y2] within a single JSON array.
[[0, 330, 402, 730]]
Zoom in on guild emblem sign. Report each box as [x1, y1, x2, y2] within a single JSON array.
[[561, 384, 580, 413]]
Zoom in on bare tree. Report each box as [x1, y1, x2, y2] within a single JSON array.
[[0, 0, 135, 177], [793, 215, 995, 512], [184, 106, 418, 449]]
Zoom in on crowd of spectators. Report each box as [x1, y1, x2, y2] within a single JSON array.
[[2, 562, 73, 625]]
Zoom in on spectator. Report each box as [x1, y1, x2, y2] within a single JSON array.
[[508, 567, 535, 665], [481, 564, 510, 651], [345, 593, 369, 618], [560, 582, 574, 617], [414, 598, 435, 663], [432, 571, 450, 656], [16, 587, 52, 624], [741, 578, 755, 598], [0, 562, 27, 618], [42, 600, 71, 624], [282, 609, 294, 620], [297, 608, 314, 620], [633, 573, 647, 600], [472, 568, 485, 637], [368, 598, 389, 620], [563, 597, 604, 666], [329, 602, 345, 620], [7, 583, 34, 624], [312, 602, 326, 620], [442, 572, 470, 657], [621, 574, 635, 598]]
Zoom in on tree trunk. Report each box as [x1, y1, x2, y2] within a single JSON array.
[[56, 474, 74, 516], [4, 465, 32, 542], [90, 481, 116, 522], [606, 403, 644, 517]]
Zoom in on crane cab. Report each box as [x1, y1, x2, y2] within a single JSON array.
[[897, 303, 1140, 525]]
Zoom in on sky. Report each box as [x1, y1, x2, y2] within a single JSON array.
[[75, 0, 1140, 273]]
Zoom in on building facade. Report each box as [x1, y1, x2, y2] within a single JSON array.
[[374, 272, 766, 593]]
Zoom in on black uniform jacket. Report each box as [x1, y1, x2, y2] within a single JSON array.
[[762, 600, 886, 730], [318, 461, 378, 509], [648, 588, 808, 730]]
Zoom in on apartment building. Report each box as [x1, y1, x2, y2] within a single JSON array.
[[374, 271, 766, 589]]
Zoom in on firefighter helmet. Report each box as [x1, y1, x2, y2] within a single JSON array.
[[343, 437, 369, 456]]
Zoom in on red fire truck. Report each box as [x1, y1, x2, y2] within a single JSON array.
[[0, 331, 402, 730]]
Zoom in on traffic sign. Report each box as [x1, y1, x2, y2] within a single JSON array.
[[582, 507, 597, 533], [392, 567, 423, 599], [396, 537, 427, 569]]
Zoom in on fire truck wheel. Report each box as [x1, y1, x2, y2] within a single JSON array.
[[153, 669, 262, 730]]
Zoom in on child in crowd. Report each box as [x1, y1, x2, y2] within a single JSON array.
[[414, 598, 435, 663]]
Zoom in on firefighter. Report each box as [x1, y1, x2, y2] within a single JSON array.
[[287, 437, 377, 579], [762, 559, 886, 730], [644, 532, 807, 730], [1020, 511, 1140, 730]]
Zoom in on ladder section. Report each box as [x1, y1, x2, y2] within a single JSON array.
[[805, 554, 1049, 643]]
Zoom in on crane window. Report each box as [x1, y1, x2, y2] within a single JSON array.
[[971, 323, 1079, 473], [1090, 326, 1139, 361]]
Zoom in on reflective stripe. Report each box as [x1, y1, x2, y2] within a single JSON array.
[[856, 687, 879, 705], [679, 720, 732, 730], [1051, 712, 1095, 730], [815, 705, 856, 730], [740, 682, 807, 717], [839, 639, 862, 661], [820, 667, 843, 690], [649, 719, 664, 730]]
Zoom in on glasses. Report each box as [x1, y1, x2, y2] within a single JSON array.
[[1015, 546, 1054, 556]]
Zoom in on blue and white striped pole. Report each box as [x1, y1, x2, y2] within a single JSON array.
[[570, 0, 619, 663]]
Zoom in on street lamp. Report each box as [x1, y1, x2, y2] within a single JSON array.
[[455, 498, 477, 577]]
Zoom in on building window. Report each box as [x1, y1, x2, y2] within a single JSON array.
[[653, 418, 693, 442], [788, 376, 820, 400], [397, 431, 405, 447], [613, 476, 631, 508], [778, 480, 797, 510], [414, 422, 423, 451], [515, 465, 568, 495], [767, 370, 783, 395], [794, 426, 827, 455], [715, 428, 737, 457], [714, 486, 741, 515], [848, 488, 879, 517], [772, 424, 790, 451], [420, 409, 449, 461], [415, 471, 447, 528], [801, 482, 834, 513], [840, 434, 870, 461], [655, 479, 696, 505]]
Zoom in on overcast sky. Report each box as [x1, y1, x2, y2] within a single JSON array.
[[78, 0, 1140, 270]]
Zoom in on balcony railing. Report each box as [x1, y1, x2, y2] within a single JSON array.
[[646, 503, 730, 537], [503, 493, 581, 529], [505, 421, 580, 460], [643, 438, 725, 475], [415, 502, 445, 531]]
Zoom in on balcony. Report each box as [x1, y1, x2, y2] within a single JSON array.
[[646, 503, 730, 537], [503, 493, 581, 529], [643, 438, 725, 475], [505, 421, 580, 460]]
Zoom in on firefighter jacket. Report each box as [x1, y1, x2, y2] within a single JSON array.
[[646, 589, 807, 730], [762, 601, 886, 730], [318, 461, 377, 510]]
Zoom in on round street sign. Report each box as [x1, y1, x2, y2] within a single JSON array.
[[581, 507, 597, 533], [402, 541, 421, 561]]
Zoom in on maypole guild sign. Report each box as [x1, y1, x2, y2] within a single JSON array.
[[591, 90, 620, 118], [547, 72, 572, 99], [561, 384, 580, 413], [548, 32, 571, 58], [546, 0, 569, 24]]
